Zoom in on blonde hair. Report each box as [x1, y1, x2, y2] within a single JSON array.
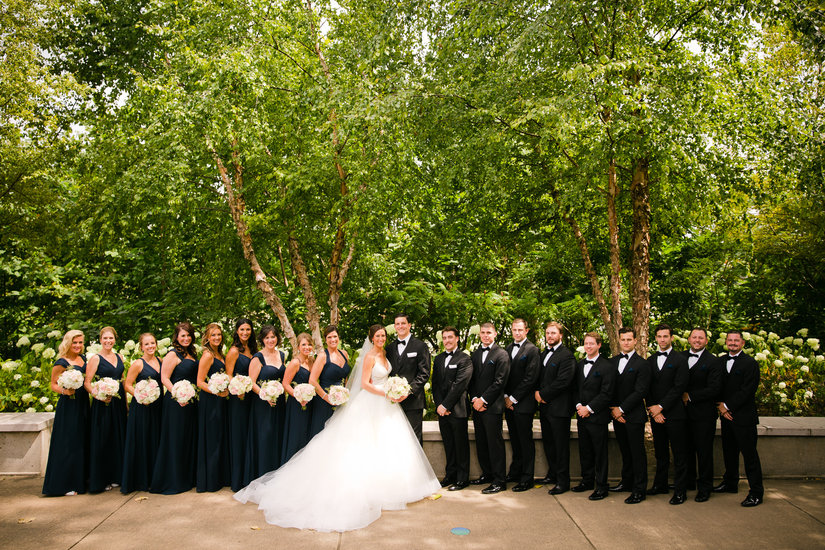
[[139, 332, 157, 352], [100, 326, 118, 340], [296, 332, 313, 352], [58, 330, 85, 358], [201, 323, 225, 360]]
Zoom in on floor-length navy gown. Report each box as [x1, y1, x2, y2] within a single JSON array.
[[121, 358, 163, 493], [244, 351, 285, 484], [280, 364, 313, 464], [308, 349, 351, 438], [88, 354, 127, 493], [196, 356, 230, 492], [228, 352, 253, 491]]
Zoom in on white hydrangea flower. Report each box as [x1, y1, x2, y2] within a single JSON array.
[[780, 397, 787, 403], [469, 325, 480, 336], [576, 346, 585, 354], [158, 337, 171, 347], [716, 338, 725, 346], [45, 404, 54, 412], [13, 374, 22, 380], [797, 328, 809, 338], [797, 378, 804, 384], [16, 336, 31, 347], [125, 339, 136, 350], [21, 393, 34, 402], [804, 391, 814, 399], [783, 336, 795, 345], [798, 356, 809, 363], [779, 392, 787, 398], [755, 353, 766, 361], [31, 343, 45, 354], [743, 332, 751, 340], [778, 382, 786, 389], [768, 332, 779, 341], [47, 330, 62, 339], [801, 365, 810, 373], [42, 348, 56, 359], [774, 360, 784, 367], [816, 356, 824, 363], [793, 338, 804, 347], [30, 380, 40, 388], [25, 407, 36, 413], [758, 330, 767, 337], [720, 332, 728, 340], [39, 396, 49, 405], [157, 347, 168, 357], [31, 366, 41, 373], [2, 361, 18, 371]]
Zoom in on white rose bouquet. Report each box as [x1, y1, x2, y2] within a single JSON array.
[[57, 369, 84, 399], [207, 372, 231, 395], [134, 379, 161, 405], [327, 385, 350, 407], [292, 383, 316, 410], [258, 380, 285, 405], [91, 377, 121, 403], [171, 380, 197, 405], [228, 375, 253, 398], [384, 376, 411, 402]]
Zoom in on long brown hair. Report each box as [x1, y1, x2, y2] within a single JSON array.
[[201, 323, 225, 361], [172, 322, 197, 357]]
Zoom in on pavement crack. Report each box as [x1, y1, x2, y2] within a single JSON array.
[[555, 495, 597, 549], [66, 491, 134, 549], [775, 490, 825, 528]]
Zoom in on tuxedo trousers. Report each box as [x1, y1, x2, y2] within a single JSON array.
[[686, 417, 716, 493], [613, 419, 647, 494], [539, 411, 571, 488], [437, 415, 470, 483], [651, 418, 688, 491], [472, 410, 506, 484], [577, 419, 609, 492], [504, 409, 535, 483], [402, 407, 424, 446], [721, 419, 763, 498]]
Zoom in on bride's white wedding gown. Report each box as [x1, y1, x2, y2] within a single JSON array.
[[234, 358, 440, 532]]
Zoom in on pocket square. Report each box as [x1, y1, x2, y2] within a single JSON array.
[[406, 352, 418, 357], [447, 365, 457, 369]]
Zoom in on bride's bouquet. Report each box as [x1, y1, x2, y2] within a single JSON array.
[[57, 369, 84, 398], [258, 380, 284, 405], [91, 377, 120, 403], [171, 380, 198, 405], [134, 378, 161, 405], [292, 383, 316, 410], [384, 376, 411, 402], [207, 372, 231, 395], [327, 385, 350, 407], [228, 375, 253, 399]]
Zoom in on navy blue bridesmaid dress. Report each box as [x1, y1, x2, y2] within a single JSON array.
[[228, 352, 253, 491], [244, 351, 286, 483], [150, 351, 198, 494], [280, 363, 314, 464], [308, 349, 351, 438], [196, 355, 230, 492], [42, 356, 90, 496], [121, 358, 163, 493], [88, 354, 127, 493]]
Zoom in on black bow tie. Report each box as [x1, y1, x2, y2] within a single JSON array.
[[398, 340, 407, 346], [619, 354, 629, 360], [726, 354, 737, 361], [445, 351, 454, 356], [584, 359, 595, 365], [481, 347, 490, 352], [547, 347, 556, 353], [513, 343, 521, 348], [657, 351, 669, 357], [689, 352, 700, 358]]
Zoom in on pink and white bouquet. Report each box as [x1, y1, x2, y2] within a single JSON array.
[[57, 369, 84, 399], [258, 380, 284, 405], [327, 385, 350, 407], [207, 372, 231, 395], [228, 375, 253, 398], [292, 383, 316, 410], [134, 379, 161, 405], [171, 380, 197, 405], [91, 377, 120, 402], [384, 376, 411, 402]]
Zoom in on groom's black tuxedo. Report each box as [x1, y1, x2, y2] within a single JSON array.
[[386, 334, 431, 443], [469, 343, 510, 485], [432, 348, 473, 484], [503, 339, 540, 484]]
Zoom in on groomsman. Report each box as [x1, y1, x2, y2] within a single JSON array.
[[468, 322, 510, 494], [534, 322, 575, 495], [715, 330, 764, 507], [431, 326, 473, 491], [609, 327, 651, 504], [646, 323, 690, 505], [504, 318, 540, 492], [681, 327, 722, 502], [572, 332, 615, 501], [386, 313, 432, 444]]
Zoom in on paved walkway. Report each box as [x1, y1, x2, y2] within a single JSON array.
[[1, 475, 824, 549]]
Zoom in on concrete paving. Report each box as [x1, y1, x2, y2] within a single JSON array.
[[1, 475, 824, 549]]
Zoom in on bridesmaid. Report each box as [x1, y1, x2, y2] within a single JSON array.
[[121, 333, 163, 493], [280, 332, 315, 464], [196, 323, 230, 492], [150, 322, 199, 494], [244, 325, 286, 483], [308, 325, 351, 438], [42, 330, 89, 496], [85, 326, 127, 492], [226, 318, 257, 491]]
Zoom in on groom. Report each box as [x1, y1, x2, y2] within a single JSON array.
[[386, 313, 432, 444]]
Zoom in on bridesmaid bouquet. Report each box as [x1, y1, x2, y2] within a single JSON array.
[[57, 369, 84, 399], [384, 376, 411, 402], [327, 385, 350, 407], [91, 377, 121, 403], [207, 372, 231, 395], [171, 380, 198, 405], [292, 383, 316, 410], [228, 375, 253, 399], [134, 379, 161, 405], [258, 380, 284, 405]]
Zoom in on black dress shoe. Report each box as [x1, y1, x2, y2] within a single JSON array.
[[571, 483, 593, 493], [669, 491, 687, 505], [741, 494, 763, 507], [537, 475, 557, 485], [624, 492, 646, 504], [609, 482, 630, 492], [440, 477, 456, 488], [694, 491, 710, 502], [512, 482, 532, 492], [647, 485, 669, 495], [588, 489, 608, 501], [448, 481, 469, 491], [713, 482, 738, 494], [548, 485, 568, 495], [481, 483, 506, 494], [470, 476, 491, 486]]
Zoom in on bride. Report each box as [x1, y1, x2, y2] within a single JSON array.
[[235, 324, 441, 532]]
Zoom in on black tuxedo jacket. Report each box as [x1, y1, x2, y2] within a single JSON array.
[[610, 352, 651, 424], [647, 350, 689, 420], [432, 349, 473, 418], [681, 349, 723, 421], [537, 344, 575, 418], [575, 355, 615, 424], [720, 352, 760, 426], [504, 340, 540, 414], [469, 343, 510, 415], [386, 336, 431, 411]]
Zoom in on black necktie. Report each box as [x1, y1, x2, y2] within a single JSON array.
[[619, 354, 629, 360], [657, 351, 669, 357], [689, 352, 700, 358]]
